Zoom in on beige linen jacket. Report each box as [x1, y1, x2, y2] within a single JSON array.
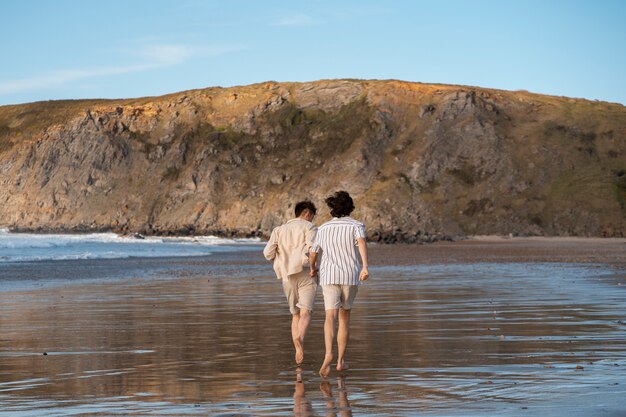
[[263, 218, 317, 279]]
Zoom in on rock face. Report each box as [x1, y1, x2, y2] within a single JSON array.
[[0, 80, 625, 240]]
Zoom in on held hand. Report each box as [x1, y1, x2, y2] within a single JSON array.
[[310, 268, 318, 278], [359, 267, 369, 281]]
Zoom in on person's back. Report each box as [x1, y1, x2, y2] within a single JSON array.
[[264, 218, 316, 280], [314, 217, 365, 286]]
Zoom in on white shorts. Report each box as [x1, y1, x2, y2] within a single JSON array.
[[282, 271, 318, 314], [321, 284, 358, 310]]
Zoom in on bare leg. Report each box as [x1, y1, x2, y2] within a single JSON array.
[[295, 309, 312, 364], [336, 308, 351, 371], [292, 313, 304, 364], [320, 308, 339, 377]]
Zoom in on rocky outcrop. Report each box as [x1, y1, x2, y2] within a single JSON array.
[[0, 80, 624, 240]]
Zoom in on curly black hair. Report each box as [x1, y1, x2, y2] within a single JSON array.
[[325, 191, 355, 218], [294, 200, 317, 217]]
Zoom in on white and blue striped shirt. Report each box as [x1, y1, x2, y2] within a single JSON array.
[[311, 217, 366, 286]]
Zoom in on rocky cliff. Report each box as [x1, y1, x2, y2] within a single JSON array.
[[0, 80, 625, 241]]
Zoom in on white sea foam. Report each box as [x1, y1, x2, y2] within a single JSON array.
[[0, 230, 261, 263]]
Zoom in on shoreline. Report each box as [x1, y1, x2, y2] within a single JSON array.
[[3, 226, 625, 243], [2, 237, 623, 295], [3, 227, 624, 269]]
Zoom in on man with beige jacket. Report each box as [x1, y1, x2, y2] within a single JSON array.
[[263, 201, 318, 365]]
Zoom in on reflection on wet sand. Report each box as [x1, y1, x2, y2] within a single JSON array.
[[0, 241, 625, 416], [321, 377, 352, 417], [293, 368, 314, 417], [293, 368, 352, 417]]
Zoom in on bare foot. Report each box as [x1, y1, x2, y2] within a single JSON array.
[[319, 353, 333, 377], [336, 360, 349, 372], [294, 338, 304, 365]]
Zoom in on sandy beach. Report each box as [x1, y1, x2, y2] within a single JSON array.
[[370, 236, 626, 267], [0, 237, 624, 416]]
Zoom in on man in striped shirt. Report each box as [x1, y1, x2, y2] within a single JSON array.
[[309, 191, 369, 377]]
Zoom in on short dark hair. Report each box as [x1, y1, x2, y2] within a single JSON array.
[[325, 191, 355, 218], [295, 200, 317, 217]]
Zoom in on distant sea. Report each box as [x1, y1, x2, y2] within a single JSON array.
[[0, 229, 263, 291], [0, 229, 261, 263]]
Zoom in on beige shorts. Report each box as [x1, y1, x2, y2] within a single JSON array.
[[282, 271, 318, 315], [322, 284, 359, 311]]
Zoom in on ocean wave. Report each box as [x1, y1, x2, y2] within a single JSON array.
[[0, 232, 119, 249], [0, 231, 262, 263], [0, 231, 260, 249]]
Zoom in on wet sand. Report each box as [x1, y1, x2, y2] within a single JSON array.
[[0, 238, 625, 416]]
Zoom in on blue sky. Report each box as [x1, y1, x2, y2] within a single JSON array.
[[1, 0, 625, 106]]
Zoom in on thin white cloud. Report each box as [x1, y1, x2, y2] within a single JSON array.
[[272, 13, 316, 27], [0, 43, 234, 96], [0, 64, 154, 95], [137, 44, 195, 66]]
